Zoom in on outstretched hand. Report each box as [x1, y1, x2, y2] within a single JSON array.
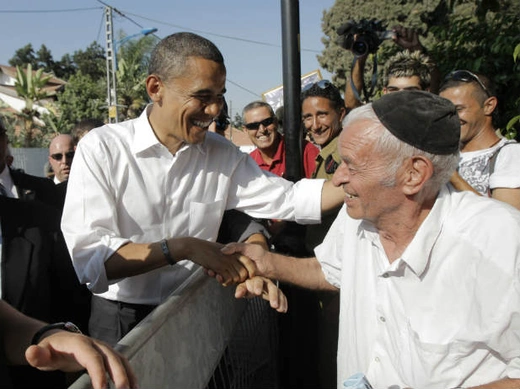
[[392, 25, 423, 52], [25, 331, 137, 389], [235, 276, 288, 313]]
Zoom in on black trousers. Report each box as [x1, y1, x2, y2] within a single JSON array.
[[89, 295, 156, 346]]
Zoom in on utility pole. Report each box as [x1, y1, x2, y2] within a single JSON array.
[[105, 6, 118, 123]]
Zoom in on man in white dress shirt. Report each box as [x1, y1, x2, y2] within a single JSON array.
[[225, 91, 520, 388], [61, 32, 342, 344]]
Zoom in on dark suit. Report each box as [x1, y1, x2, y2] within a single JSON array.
[[1, 174, 91, 388]]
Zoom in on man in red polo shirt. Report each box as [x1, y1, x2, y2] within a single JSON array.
[[243, 101, 318, 178]]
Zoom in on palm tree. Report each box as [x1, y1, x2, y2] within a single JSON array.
[[14, 64, 52, 146]]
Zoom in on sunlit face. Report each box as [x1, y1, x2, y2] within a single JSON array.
[[243, 106, 279, 152], [150, 57, 226, 146], [440, 83, 488, 147], [384, 76, 423, 93], [302, 96, 345, 147], [48, 135, 75, 183], [332, 119, 403, 223]]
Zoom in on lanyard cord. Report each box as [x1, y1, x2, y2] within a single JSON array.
[[349, 54, 379, 104]]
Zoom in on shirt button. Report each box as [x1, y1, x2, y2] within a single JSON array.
[[379, 316, 386, 322], [375, 357, 380, 362]]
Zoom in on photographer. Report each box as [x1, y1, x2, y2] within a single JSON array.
[[339, 23, 439, 110]]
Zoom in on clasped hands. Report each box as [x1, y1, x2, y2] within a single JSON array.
[[198, 240, 287, 313]]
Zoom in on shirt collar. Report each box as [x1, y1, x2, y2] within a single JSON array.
[[131, 104, 207, 157], [356, 185, 450, 278]]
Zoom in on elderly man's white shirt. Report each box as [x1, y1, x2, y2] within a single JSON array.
[[62, 107, 323, 304], [315, 185, 520, 389]]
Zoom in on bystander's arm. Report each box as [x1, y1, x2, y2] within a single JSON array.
[[0, 300, 137, 389], [449, 171, 482, 196], [491, 187, 520, 210], [344, 54, 367, 110], [321, 179, 346, 213], [467, 378, 520, 388]]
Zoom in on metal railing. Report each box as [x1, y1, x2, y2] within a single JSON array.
[[69, 268, 279, 389]]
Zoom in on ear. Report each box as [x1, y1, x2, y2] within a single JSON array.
[[483, 96, 498, 116], [146, 75, 163, 102], [401, 156, 434, 196], [338, 106, 347, 122]]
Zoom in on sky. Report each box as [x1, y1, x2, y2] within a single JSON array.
[[0, 0, 336, 117]]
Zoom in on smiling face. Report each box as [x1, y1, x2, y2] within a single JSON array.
[[243, 106, 279, 152], [439, 83, 490, 148], [332, 119, 404, 223], [301, 96, 345, 147], [147, 57, 227, 151]]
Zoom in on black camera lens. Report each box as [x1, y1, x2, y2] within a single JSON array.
[[352, 40, 368, 56]]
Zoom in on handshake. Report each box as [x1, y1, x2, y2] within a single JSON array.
[[195, 238, 288, 313]]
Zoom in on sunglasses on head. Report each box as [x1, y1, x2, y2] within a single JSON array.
[[444, 70, 490, 96], [50, 151, 75, 161], [244, 116, 275, 131], [302, 79, 333, 93]]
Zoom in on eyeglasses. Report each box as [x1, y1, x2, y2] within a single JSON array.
[[302, 79, 333, 93], [244, 116, 275, 131], [50, 151, 75, 161], [444, 70, 490, 96]]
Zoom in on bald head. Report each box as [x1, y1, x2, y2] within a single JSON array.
[[49, 134, 75, 183]]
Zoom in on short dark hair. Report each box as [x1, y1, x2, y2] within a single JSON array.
[[71, 118, 105, 143], [148, 32, 225, 82], [300, 81, 344, 112]]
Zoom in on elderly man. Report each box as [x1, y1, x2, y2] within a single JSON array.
[[226, 91, 520, 388], [48, 134, 75, 184]]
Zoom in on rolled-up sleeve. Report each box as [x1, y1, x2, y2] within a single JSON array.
[[61, 139, 129, 294]]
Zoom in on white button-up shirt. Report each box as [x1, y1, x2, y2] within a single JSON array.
[[316, 185, 520, 389], [62, 107, 323, 305]]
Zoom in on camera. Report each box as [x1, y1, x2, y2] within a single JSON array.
[[337, 19, 395, 57]]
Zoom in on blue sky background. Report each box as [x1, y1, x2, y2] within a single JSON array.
[[0, 0, 335, 116]]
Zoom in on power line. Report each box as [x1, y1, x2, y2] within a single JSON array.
[[0, 7, 101, 13]]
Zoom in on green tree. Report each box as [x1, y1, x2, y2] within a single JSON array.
[[319, 0, 520, 134], [9, 44, 37, 69], [115, 33, 156, 120], [72, 42, 106, 81], [13, 64, 52, 147], [54, 71, 106, 131]]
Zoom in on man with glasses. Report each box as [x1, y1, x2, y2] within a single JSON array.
[[48, 134, 75, 184], [243, 100, 318, 178], [440, 70, 520, 210]]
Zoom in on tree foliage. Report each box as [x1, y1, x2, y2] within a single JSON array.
[[319, 0, 520, 135], [13, 64, 52, 147]]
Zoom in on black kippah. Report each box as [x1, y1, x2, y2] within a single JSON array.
[[372, 91, 460, 155]]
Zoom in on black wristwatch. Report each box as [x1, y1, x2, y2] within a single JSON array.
[[31, 322, 82, 345]]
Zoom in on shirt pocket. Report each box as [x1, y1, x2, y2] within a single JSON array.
[[395, 321, 460, 388], [189, 200, 225, 241]]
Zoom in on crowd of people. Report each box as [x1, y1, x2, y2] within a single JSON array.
[[0, 23, 519, 389]]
